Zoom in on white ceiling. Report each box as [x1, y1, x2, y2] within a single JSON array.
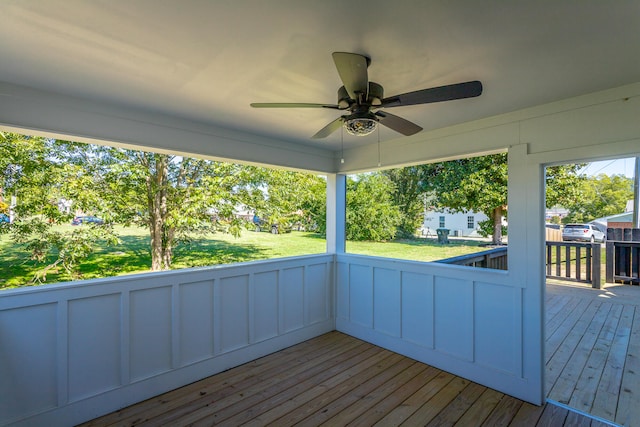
[[1, 1, 639, 152]]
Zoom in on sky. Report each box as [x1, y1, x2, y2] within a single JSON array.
[[579, 157, 638, 178]]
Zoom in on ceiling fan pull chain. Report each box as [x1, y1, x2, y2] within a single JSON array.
[[341, 126, 345, 164], [377, 125, 381, 167]]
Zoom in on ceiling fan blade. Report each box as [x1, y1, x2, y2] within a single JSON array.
[[381, 80, 483, 108], [251, 103, 339, 109], [375, 111, 423, 136], [332, 52, 369, 100], [312, 117, 344, 139]]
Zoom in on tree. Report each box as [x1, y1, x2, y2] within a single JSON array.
[[382, 166, 429, 237], [564, 174, 633, 223], [0, 133, 118, 283], [346, 174, 402, 241], [249, 168, 326, 233], [55, 142, 257, 271], [414, 155, 584, 245]]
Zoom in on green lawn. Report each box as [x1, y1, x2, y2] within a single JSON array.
[[0, 225, 488, 290]]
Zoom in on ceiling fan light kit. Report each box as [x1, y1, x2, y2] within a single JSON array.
[[251, 52, 482, 139], [344, 116, 377, 136]]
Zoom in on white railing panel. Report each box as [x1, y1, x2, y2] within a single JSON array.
[[0, 303, 58, 422], [68, 294, 122, 402], [474, 281, 521, 375], [373, 267, 401, 338], [434, 276, 474, 361], [130, 286, 173, 382], [217, 275, 250, 353], [336, 254, 529, 402], [281, 267, 304, 333], [0, 255, 334, 427], [305, 263, 329, 325], [252, 271, 278, 343], [401, 271, 434, 348], [178, 280, 215, 366]]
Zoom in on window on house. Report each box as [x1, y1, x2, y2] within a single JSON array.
[[468, 216, 475, 229], [439, 216, 446, 228]]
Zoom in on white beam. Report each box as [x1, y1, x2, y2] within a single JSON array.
[[326, 174, 346, 254]]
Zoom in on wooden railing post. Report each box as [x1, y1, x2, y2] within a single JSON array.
[[606, 241, 614, 283], [591, 242, 601, 289]]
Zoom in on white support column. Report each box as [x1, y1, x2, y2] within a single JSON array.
[[326, 174, 346, 254], [507, 143, 545, 405]]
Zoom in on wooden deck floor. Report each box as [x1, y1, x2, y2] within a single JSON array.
[[546, 281, 640, 427], [84, 331, 604, 427]]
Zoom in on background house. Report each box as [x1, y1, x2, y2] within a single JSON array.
[[423, 209, 487, 237]]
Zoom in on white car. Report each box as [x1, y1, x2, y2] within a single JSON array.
[[562, 223, 606, 243]]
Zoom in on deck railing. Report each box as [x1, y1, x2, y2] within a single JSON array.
[[545, 241, 601, 288], [436, 246, 508, 270], [606, 228, 640, 284]]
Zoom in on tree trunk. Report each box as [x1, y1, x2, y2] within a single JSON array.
[[492, 206, 504, 245], [146, 155, 172, 271]]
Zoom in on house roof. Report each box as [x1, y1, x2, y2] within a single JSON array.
[[1, 1, 639, 172]]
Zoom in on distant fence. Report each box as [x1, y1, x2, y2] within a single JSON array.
[[546, 241, 601, 288], [546, 227, 562, 242], [437, 246, 508, 270], [606, 228, 640, 285]]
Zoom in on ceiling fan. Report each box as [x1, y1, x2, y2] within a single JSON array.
[[251, 52, 483, 139]]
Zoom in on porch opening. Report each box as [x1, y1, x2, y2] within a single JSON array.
[[544, 156, 640, 426]]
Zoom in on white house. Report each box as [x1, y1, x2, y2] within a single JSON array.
[[1, 2, 640, 426], [423, 209, 488, 237]]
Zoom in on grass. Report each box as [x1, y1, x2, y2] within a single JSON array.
[[0, 225, 488, 290]]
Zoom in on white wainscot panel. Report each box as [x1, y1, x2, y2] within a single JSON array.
[[179, 280, 214, 366], [0, 303, 58, 424], [218, 275, 249, 352], [130, 287, 172, 381], [336, 262, 349, 319], [68, 294, 121, 402], [349, 264, 373, 328], [434, 276, 473, 361], [475, 282, 519, 374], [373, 267, 401, 337], [252, 271, 279, 342], [305, 263, 328, 325], [281, 267, 304, 332], [401, 271, 434, 348]]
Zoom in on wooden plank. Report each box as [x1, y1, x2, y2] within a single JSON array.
[[185, 343, 391, 426], [142, 337, 372, 427], [564, 410, 596, 426], [546, 295, 581, 336], [313, 361, 427, 426], [338, 366, 441, 427], [398, 376, 471, 426], [591, 304, 634, 421], [424, 382, 487, 426], [82, 332, 343, 427], [568, 304, 624, 413], [246, 354, 426, 426], [545, 297, 593, 361], [545, 299, 603, 394], [508, 402, 544, 427], [372, 371, 455, 427], [536, 403, 569, 426], [545, 295, 572, 326], [293, 357, 418, 427], [452, 388, 504, 427], [479, 394, 523, 427], [615, 304, 640, 426]]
